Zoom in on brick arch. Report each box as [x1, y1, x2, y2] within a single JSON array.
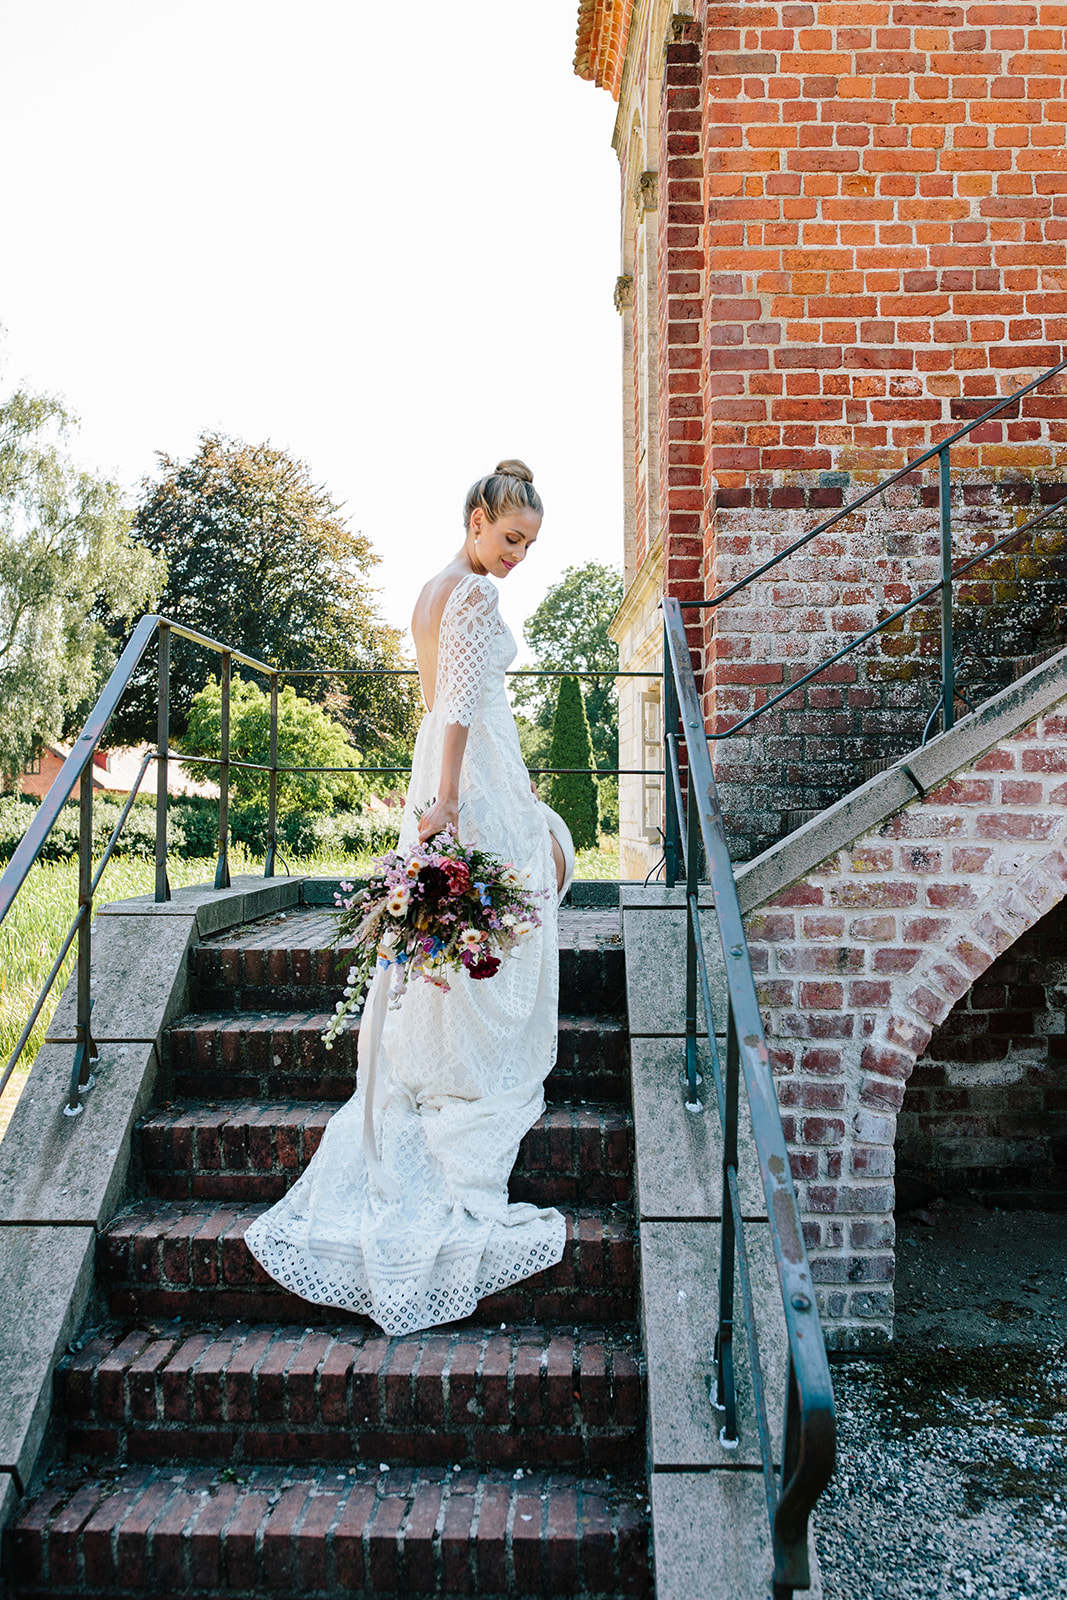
[[744, 705, 1067, 1350]]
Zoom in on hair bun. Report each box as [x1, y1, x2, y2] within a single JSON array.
[[494, 458, 534, 484]]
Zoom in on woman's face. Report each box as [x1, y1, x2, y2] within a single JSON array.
[[469, 505, 541, 579]]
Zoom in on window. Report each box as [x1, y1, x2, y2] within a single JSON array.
[[641, 688, 662, 841]]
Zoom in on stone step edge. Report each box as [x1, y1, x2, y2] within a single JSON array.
[[60, 1319, 645, 1412], [7, 1461, 651, 1598], [100, 1204, 637, 1328], [167, 1010, 630, 1030]]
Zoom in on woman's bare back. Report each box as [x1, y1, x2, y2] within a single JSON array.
[[411, 561, 475, 713]]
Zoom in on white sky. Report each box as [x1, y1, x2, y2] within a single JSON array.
[[0, 0, 622, 648]]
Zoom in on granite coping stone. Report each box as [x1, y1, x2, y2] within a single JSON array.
[[640, 1219, 787, 1472], [736, 644, 1067, 915], [0, 1470, 17, 1540], [47, 910, 196, 1043], [98, 873, 304, 934], [630, 1038, 765, 1221], [0, 1040, 157, 1226], [0, 1225, 95, 1490], [621, 888, 726, 1036], [651, 1471, 823, 1600]]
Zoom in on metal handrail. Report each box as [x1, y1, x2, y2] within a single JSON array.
[[661, 596, 836, 1597], [0, 612, 660, 1115], [680, 356, 1067, 747]]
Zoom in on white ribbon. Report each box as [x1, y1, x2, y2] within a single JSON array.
[[357, 960, 402, 1203]]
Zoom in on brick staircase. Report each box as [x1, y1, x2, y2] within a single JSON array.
[[6, 905, 651, 1598]]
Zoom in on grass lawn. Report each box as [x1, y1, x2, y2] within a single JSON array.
[[0, 834, 622, 1141]]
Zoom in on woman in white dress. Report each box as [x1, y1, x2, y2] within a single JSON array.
[[245, 460, 575, 1336]]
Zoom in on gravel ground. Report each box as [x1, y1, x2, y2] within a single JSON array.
[[814, 1205, 1067, 1600]]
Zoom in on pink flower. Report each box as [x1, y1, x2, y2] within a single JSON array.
[[443, 859, 471, 895]]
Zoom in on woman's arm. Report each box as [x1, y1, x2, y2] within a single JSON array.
[[417, 722, 469, 843]]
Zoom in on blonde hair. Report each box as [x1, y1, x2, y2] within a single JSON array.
[[463, 459, 543, 530]]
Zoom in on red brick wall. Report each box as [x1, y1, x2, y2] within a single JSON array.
[[662, 19, 708, 689], [687, 0, 1067, 857], [699, 0, 1067, 480], [898, 892, 1067, 1200], [707, 475, 1067, 859], [743, 701, 1067, 1345]]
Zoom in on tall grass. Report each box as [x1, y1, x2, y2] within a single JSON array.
[[0, 851, 263, 1139]]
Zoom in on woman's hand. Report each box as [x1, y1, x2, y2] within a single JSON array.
[[418, 795, 459, 844]]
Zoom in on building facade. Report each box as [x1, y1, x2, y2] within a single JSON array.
[[576, 0, 1067, 1342], [577, 0, 1067, 874]]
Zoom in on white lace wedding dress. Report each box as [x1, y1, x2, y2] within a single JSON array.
[[245, 572, 569, 1335]]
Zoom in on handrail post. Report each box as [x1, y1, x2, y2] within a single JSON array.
[[215, 651, 232, 890], [155, 623, 171, 903], [684, 773, 701, 1109], [663, 623, 680, 885], [66, 767, 97, 1114], [714, 1000, 740, 1442], [265, 672, 279, 878], [939, 443, 955, 734]]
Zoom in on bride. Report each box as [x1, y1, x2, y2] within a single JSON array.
[[245, 460, 575, 1336]]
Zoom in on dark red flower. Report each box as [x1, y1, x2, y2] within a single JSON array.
[[467, 952, 501, 980], [416, 864, 449, 910]]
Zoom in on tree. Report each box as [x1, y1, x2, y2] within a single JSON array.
[[106, 432, 421, 760], [546, 675, 599, 851], [181, 674, 364, 817], [516, 562, 624, 774], [0, 385, 165, 779]]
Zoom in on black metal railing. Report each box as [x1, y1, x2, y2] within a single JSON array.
[[661, 596, 836, 1598], [681, 356, 1067, 751], [0, 612, 659, 1117]]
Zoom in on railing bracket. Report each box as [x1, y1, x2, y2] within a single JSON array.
[[900, 763, 926, 799]]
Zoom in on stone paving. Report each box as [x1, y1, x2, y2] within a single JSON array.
[[815, 1206, 1067, 1599]]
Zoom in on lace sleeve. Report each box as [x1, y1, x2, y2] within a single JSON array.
[[435, 574, 501, 726]]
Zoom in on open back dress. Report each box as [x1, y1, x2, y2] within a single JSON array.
[[245, 572, 569, 1335]]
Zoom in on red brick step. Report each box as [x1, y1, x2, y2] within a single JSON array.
[[187, 908, 626, 1021], [58, 1321, 644, 1471], [101, 1202, 637, 1326], [167, 1012, 631, 1106], [7, 1461, 651, 1597], [140, 1102, 633, 1208]]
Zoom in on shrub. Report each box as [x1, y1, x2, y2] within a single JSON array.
[[166, 796, 219, 858], [598, 776, 619, 835], [546, 676, 599, 852], [0, 792, 187, 863], [181, 675, 364, 815]]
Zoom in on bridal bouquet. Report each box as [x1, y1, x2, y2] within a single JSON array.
[[322, 825, 545, 1050]]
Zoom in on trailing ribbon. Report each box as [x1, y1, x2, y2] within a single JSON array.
[[357, 960, 402, 1203]]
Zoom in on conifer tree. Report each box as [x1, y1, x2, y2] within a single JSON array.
[[546, 675, 599, 852]]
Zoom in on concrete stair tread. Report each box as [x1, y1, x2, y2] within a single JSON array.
[[8, 1460, 651, 1597], [101, 1201, 637, 1328], [57, 1318, 645, 1470], [139, 1101, 633, 1207]]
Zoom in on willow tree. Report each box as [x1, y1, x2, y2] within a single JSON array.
[[0, 385, 165, 778]]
